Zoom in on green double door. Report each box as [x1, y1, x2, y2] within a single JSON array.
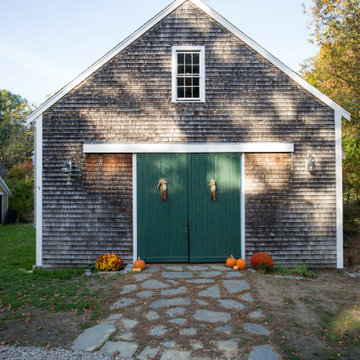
[[137, 153, 241, 262]]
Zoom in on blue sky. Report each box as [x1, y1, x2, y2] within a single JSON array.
[[0, 0, 317, 106]]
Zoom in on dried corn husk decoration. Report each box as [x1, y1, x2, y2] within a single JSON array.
[[210, 179, 216, 201], [157, 178, 168, 202]]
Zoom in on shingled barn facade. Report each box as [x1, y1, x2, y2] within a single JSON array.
[[28, 0, 349, 268]]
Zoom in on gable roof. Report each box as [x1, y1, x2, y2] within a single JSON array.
[[0, 177, 12, 196], [26, 0, 350, 124]]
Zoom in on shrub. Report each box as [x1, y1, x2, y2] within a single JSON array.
[[95, 254, 124, 272], [250, 252, 274, 271]]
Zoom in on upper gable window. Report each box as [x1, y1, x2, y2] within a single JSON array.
[[172, 46, 205, 102]]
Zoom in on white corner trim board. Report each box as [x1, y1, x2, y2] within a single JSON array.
[[335, 112, 343, 269], [83, 142, 294, 154], [35, 115, 43, 267], [26, 0, 349, 125], [240, 154, 245, 260], [132, 154, 138, 264]]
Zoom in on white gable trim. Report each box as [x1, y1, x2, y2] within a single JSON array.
[[83, 142, 294, 154], [26, 0, 350, 124], [0, 177, 12, 196]]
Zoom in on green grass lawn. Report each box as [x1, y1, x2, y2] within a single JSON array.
[[0, 223, 102, 313]]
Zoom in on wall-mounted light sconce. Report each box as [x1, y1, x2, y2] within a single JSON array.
[[63, 160, 72, 173], [306, 154, 317, 175]]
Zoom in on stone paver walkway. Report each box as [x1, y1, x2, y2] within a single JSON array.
[[72, 264, 279, 359]]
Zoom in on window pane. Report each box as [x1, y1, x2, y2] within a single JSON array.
[[193, 78, 199, 86], [185, 87, 192, 98], [177, 53, 184, 64], [185, 65, 192, 74], [185, 78, 192, 86], [193, 53, 199, 65], [178, 65, 184, 74], [178, 87, 184, 98], [193, 65, 199, 74], [185, 53, 192, 65], [193, 87, 200, 98], [177, 78, 184, 86]]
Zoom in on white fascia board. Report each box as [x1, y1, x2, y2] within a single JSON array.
[[335, 112, 343, 269], [190, 0, 350, 120], [0, 177, 12, 196], [26, 0, 349, 124], [26, 0, 188, 125], [83, 142, 294, 154]]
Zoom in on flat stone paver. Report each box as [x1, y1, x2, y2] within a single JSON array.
[[99, 341, 138, 357], [106, 313, 122, 321], [186, 278, 214, 284], [135, 273, 152, 281], [199, 284, 220, 298], [241, 293, 254, 302], [169, 317, 186, 325], [218, 299, 245, 310], [162, 271, 193, 279], [180, 327, 197, 336], [217, 338, 239, 359], [147, 266, 160, 273], [117, 332, 134, 341], [165, 265, 184, 271], [210, 264, 228, 271], [248, 345, 280, 360], [137, 290, 154, 298], [120, 284, 137, 294], [151, 297, 191, 308], [161, 286, 187, 296], [187, 265, 207, 271], [142, 279, 170, 289], [166, 307, 186, 317], [249, 310, 263, 319], [193, 309, 230, 323], [149, 325, 166, 336], [215, 324, 232, 334], [121, 318, 138, 330], [146, 310, 159, 321], [163, 341, 177, 348], [190, 340, 203, 350], [223, 279, 250, 293], [224, 271, 244, 278], [195, 299, 208, 306], [137, 346, 160, 360], [112, 297, 137, 308], [199, 271, 221, 278], [244, 322, 270, 335], [160, 349, 191, 360], [71, 322, 117, 352]]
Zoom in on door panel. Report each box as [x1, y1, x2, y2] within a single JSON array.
[[189, 153, 241, 262], [137, 154, 189, 262], [137, 153, 241, 262]]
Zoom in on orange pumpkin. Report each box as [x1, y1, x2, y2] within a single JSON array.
[[134, 258, 146, 270], [226, 255, 237, 268], [236, 258, 246, 270]]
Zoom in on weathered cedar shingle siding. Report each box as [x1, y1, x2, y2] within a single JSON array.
[[42, 1, 336, 267]]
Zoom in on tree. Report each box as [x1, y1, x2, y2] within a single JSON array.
[[0, 90, 34, 169], [301, 0, 360, 201]]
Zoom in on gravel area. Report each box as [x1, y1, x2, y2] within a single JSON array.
[[0, 345, 129, 360]]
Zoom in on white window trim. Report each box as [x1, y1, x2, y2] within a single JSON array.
[[172, 45, 205, 102]]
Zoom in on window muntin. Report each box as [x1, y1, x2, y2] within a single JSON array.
[[172, 46, 205, 102]]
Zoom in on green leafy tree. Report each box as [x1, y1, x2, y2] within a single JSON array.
[[301, 0, 360, 201], [0, 90, 34, 168]]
